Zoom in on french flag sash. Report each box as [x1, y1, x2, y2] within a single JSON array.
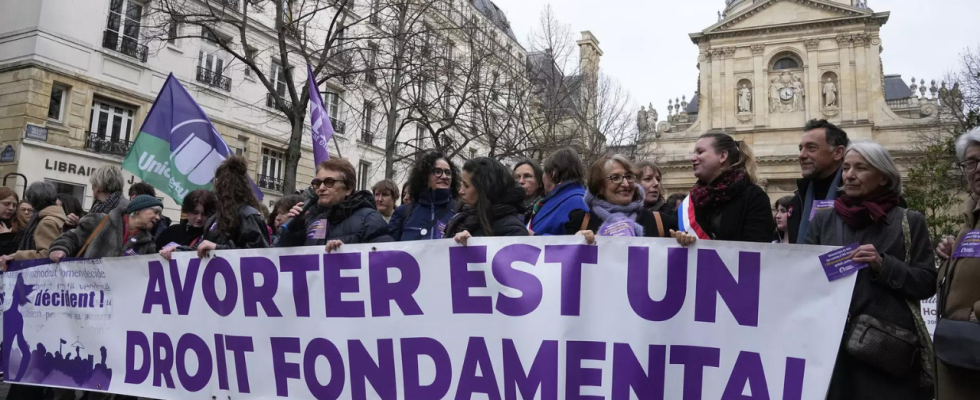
[[678, 196, 711, 240]]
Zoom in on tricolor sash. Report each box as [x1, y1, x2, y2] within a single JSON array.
[[679, 196, 711, 240]]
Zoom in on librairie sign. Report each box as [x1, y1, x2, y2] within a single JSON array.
[[2, 237, 853, 400]]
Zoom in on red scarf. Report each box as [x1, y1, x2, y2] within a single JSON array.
[[834, 192, 900, 229], [689, 169, 750, 210], [121, 215, 139, 245]]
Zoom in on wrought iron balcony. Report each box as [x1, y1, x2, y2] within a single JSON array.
[[266, 93, 292, 110], [196, 67, 231, 91], [331, 118, 345, 134], [101, 30, 148, 62], [258, 174, 284, 192], [85, 132, 132, 157], [360, 130, 374, 145]]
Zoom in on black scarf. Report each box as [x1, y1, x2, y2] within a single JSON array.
[[90, 192, 123, 215]]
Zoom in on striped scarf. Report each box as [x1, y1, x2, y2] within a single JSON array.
[[90, 192, 122, 215]]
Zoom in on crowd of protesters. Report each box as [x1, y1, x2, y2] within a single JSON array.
[[1, 119, 978, 400]]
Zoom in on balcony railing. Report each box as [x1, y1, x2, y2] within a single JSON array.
[[360, 130, 374, 145], [258, 174, 284, 192], [331, 118, 345, 134], [102, 30, 148, 62], [196, 67, 232, 91], [85, 132, 132, 157], [266, 93, 292, 110]]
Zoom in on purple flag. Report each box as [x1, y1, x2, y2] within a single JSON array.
[[307, 64, 334, 164]]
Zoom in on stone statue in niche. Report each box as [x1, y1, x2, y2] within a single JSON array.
[[769, 72, 806, 113], [738, 84, 752, 113], [823, 78, 838, 108]]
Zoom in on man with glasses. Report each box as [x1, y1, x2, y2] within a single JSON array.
[[278, 158, 392, 252]]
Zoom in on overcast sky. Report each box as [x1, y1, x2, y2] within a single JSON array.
[[490, 0, 980, 114]]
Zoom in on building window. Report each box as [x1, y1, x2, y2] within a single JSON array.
[[324, 91, 345, 134], [48, 84, 68, 123], [365, 42, 379, 84], [103, 0, 147, 62], [469, 147, 477, 159], [45, 179, 85, 206], [197, 50, 231, 91], [167, 20, 179, 45], [358, 161, 371, 191], [361, 101, 374, 144], [235, 136, 248, 157], [416, 124, 425, 148], [244, 46, 256, 77], [87, 98, 136, 156], [259, 147, 284, 192], [369, 0, 381, 25], [201, 29, 220, 45], [271, 61, 287, 96], [772, 57, 800, 70]]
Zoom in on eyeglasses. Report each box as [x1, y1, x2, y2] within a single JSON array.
[[960, 159, 980, 173], [431, 168, 452, 178], [311, 177, 343, 189], [607, 173, 636, 184]]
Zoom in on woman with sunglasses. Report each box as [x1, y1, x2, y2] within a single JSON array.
[[279, 158, 392, 252], [568, 155, 676, 243], [389, 151, 459, 241]]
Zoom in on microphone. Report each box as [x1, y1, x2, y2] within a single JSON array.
[[280, 194, 317, 232]]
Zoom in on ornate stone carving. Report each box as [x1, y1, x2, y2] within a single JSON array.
[[852, 34, 870, 47], [823, 78, 838, 108], [751, 44, 765, 55], [738, 84, 752, 113], [699, 53, 709, 63], [870, 36, 881, 46], [724, 47, 736, 58], [804, 39, 820, 51], [637, 106, 649, 134], [769, 71, 805, 113], [710, 48, 726, 60], [836, 34, 852, 47]]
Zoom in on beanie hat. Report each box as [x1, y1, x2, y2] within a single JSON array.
[[127, 194, 163, 214]]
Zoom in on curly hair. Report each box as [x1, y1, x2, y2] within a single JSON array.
[[181, 189, 217, 216], [407, 151, 460, 202], [213, 156, 261, 236]]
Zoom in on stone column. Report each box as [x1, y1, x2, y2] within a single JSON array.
[[853, 34, 870, 121], [751, 44, 767, 127], [699, 50, 713, 130], [724, 47, 737, 129], [836, 34, 854, 123], [866, 34, 884, 124], [805, 39, 820, 120], [710, 48, 725, 130]]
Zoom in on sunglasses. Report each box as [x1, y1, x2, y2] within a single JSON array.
[[311, 177, 343, 189]]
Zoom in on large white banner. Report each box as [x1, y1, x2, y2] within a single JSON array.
[[2, 237, 855, 399]]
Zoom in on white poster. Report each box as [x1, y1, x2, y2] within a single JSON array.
[[2, 237, 854, 399]]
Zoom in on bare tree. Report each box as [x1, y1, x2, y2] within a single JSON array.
[[145, 0, 382, 193]]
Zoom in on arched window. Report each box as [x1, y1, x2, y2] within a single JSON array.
[[773, 57, 800, 70]]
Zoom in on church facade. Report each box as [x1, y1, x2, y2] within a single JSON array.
[[646, 0, 945, 201]]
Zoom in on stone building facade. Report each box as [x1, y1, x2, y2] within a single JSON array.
[[0, 0, 526, 220], [647, 0, 945, 201]]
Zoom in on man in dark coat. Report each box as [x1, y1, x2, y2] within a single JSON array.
[[787, 119, 849, 243]]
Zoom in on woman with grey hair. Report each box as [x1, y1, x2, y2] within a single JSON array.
[[49, 194, 162, 261], [932, 126, 980, 400], [805, 140, 936, 400], [0, 181, 66, 270], [87, 165, 128, 217]]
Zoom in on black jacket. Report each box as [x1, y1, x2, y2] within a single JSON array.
[[444, 186, 528, 238], [279, 190, 393, 246], [197, 205, 270, 250], [694, 183, 775, 242], [565, 208, 676, 237], [788, 169, 840, 244], [155, 222, 205, 249]]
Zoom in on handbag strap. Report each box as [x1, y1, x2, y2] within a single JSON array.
[[901, 209, 937, 388], [653, 212, 664, 237], [76, 215, 111, 257]]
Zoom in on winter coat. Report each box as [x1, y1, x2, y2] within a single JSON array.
[[11, 205, 66, 260], [155, 222, 205, 249], [692, 183, 775, 242], [50, 207, 156, 258], [279, 190, 393, 247], [197, 205, 270, 250], [805, 206, 937, 400], [528, 182, 589, 236], [388, 188, 456, 241], [444, 186, 529, 238], [565, 208, 676, 237], [0, 218, 19, 256], [935, 196, 980, 400]]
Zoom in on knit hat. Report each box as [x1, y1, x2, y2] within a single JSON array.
[[126, 194, 163, 214]]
